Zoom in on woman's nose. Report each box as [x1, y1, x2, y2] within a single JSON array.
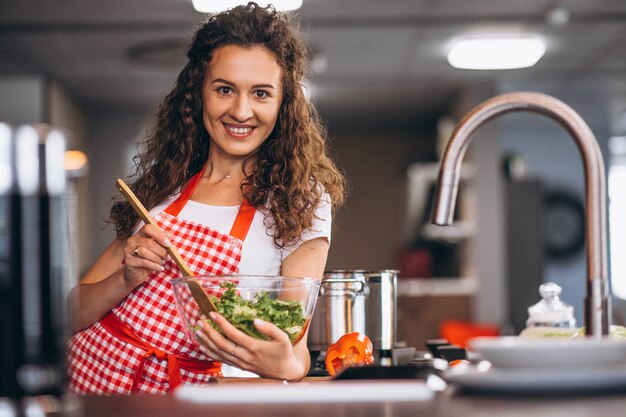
[[229, 95, 253, 122]]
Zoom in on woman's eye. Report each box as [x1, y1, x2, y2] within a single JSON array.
[[216, 86, 233, 95], [254, 90, 269, 99]]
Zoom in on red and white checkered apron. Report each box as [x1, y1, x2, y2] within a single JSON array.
[[67, 170, 256, 395]]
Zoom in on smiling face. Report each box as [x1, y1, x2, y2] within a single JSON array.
[[202, 44, 283, 162]]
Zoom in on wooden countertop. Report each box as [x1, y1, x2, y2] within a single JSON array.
[[72, 378, 626, 417]]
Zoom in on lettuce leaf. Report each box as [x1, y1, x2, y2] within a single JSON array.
[[203, 281, 307, 344]]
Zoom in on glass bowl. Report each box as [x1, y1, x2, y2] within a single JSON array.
[[171, 275, 321, 346]]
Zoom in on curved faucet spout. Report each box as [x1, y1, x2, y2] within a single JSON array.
[[431, 91, 609, 336]]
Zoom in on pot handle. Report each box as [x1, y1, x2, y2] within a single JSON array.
[[320, 277, 367, 295]]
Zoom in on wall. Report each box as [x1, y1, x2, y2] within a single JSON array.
[[326, 126, 436, 271], [84, 105, 152, 265], [0, 76, 45, 123], [47, 80, 91, 274]]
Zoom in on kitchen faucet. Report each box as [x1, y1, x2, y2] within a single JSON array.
[[431, 92, 609, 337]]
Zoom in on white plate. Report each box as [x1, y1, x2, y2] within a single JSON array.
[[444, 365, 626, 394], [175, 380, 434, 404], [469, 336, 626, 369]]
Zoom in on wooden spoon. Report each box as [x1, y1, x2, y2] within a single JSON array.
[[115, 179, 217, 316]]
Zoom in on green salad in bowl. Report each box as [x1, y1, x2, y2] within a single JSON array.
[[171, 276, 321, 345], [206, 281, 307, 343]]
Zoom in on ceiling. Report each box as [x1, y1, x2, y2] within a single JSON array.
[[1, 0, 626, 130]]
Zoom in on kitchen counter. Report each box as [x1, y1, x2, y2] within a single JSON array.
[[66, 378, 626, 417], [79, 390, 626, 417]]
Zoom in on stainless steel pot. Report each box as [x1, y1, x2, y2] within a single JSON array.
[[307, 271, 368, 352], [364, 270, 398, 351], [308, 270, 398, 353]]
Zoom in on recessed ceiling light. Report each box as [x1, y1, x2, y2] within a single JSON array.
[[447, 36, 546, 70], [192, 0, 302, 13]]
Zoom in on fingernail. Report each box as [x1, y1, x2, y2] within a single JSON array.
[[160, 266, 165, 271], [208, 312, 217, 321], [254, 318, 266, 326], [195, 330, 203, 339], [164, 239, 172, 247]]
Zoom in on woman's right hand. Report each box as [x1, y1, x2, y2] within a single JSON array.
[[122, 224, 172, 288], [68, 226, 173, 331]]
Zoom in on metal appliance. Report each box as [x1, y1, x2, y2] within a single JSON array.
[[308, 270, 399, 367]]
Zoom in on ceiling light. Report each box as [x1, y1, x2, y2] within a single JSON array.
[[447, 36, 546, 70], [192, 0, 302, 13]]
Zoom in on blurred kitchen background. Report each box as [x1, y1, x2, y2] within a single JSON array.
[[1, 0, 626, 348]]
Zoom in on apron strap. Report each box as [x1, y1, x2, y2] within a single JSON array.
[[164, 170, 204, 217], [229, 201, 255, 242], [100, 312, 221, 392], [163, 167, 256, 241]]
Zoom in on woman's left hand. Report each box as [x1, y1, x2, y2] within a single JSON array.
[[194, 312, 306, 381]]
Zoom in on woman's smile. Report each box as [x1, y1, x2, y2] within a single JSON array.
[[223, 123, 255, 138]]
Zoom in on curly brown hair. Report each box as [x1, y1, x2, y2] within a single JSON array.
[[109, 2, 346, 247]]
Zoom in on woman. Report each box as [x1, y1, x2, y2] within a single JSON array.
[[67, 2, 345, 394]]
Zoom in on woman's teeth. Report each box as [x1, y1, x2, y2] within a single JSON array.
[[228, 126, 252, 135]]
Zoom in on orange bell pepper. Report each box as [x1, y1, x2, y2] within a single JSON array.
[[325, 332, 374, 376]]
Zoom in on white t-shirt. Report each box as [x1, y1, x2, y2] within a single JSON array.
[[146, 192, 332, 276]]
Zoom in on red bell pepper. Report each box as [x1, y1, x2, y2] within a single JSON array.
[[325, 332, 374, 376]]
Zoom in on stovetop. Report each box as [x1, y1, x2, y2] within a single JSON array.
[[308, 346, 418, 377]]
